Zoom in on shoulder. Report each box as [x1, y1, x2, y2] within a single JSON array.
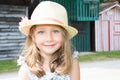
[[72, 51, 79, 59], [70, 59, 80, 80], [18, 65, 30, 80], [18, 56, 30, 80], [71, 59, 80, 71]]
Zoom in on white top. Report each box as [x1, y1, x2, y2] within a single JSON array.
[[18, 56, 70, 80], [17, 51, 79, 80], [23, 63, 70, 80]]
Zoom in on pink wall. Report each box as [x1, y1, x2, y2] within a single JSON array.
[[95, 7, 120, 51]]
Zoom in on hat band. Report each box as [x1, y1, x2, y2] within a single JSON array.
[[32, 17, 65, 25]]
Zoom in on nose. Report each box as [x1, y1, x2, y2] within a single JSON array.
[[45, 32, 53, 42]]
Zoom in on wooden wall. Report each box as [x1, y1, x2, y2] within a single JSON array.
[[0, 0, 30, 5], [95, 6, 120, 51], [0, 4, 27, 60]]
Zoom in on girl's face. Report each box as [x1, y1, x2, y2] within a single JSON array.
[[32, 25, 63, 57]]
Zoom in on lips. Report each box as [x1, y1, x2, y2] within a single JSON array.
[[44, 44, 56, 48]]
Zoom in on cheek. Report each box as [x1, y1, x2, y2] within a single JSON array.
[[55, 34, 64, 45], [33, 36, 43, 46]]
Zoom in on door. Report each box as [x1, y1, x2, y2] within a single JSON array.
[[71, 21, 91, 52], [112, 20, 120, 50]]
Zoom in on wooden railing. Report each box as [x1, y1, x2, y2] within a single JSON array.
[[39, 0, 100, 21], [70, 0, 100, 21]]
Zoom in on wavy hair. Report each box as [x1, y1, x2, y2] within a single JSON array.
[[21, 25, 73, 77]]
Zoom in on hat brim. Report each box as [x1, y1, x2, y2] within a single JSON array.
[[19, 20, 78, 39]]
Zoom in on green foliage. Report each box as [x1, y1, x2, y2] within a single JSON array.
[[0, 51, 120, 73], [77, 51, 120, 62], [0, 60, 19, 73]]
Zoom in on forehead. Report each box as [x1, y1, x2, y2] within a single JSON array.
[[35, 25, 62, 30]]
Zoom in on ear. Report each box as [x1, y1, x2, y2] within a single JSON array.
[[31, 35, 35, 42], [28, 34, 35, 43]]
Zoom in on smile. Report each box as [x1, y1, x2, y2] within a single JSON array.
[[44, 44, 56, 48]]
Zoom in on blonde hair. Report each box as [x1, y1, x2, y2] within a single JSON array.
[[21, 25, 73, 77]]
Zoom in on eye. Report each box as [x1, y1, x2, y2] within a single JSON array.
[[38, 31, 45, 34], [53, 30, 59, 33]]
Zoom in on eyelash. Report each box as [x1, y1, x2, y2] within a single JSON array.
[[53, 30, 59, 33], [37, 30, 59, 34], [38, 31, 44, 34]]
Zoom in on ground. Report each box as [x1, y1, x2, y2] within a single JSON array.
[[0, 59, 120, 80]]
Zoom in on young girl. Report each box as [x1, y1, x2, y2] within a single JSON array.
[[18, 1, 80, 80]]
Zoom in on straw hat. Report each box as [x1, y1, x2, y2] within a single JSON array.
[[19, 1, 78, 39]]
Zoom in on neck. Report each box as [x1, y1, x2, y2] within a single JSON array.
[[40, 52, 53, 72], [43, 57, 52, 73]]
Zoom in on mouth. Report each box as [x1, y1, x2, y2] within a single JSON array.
[[44, 44, 56, 48]]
